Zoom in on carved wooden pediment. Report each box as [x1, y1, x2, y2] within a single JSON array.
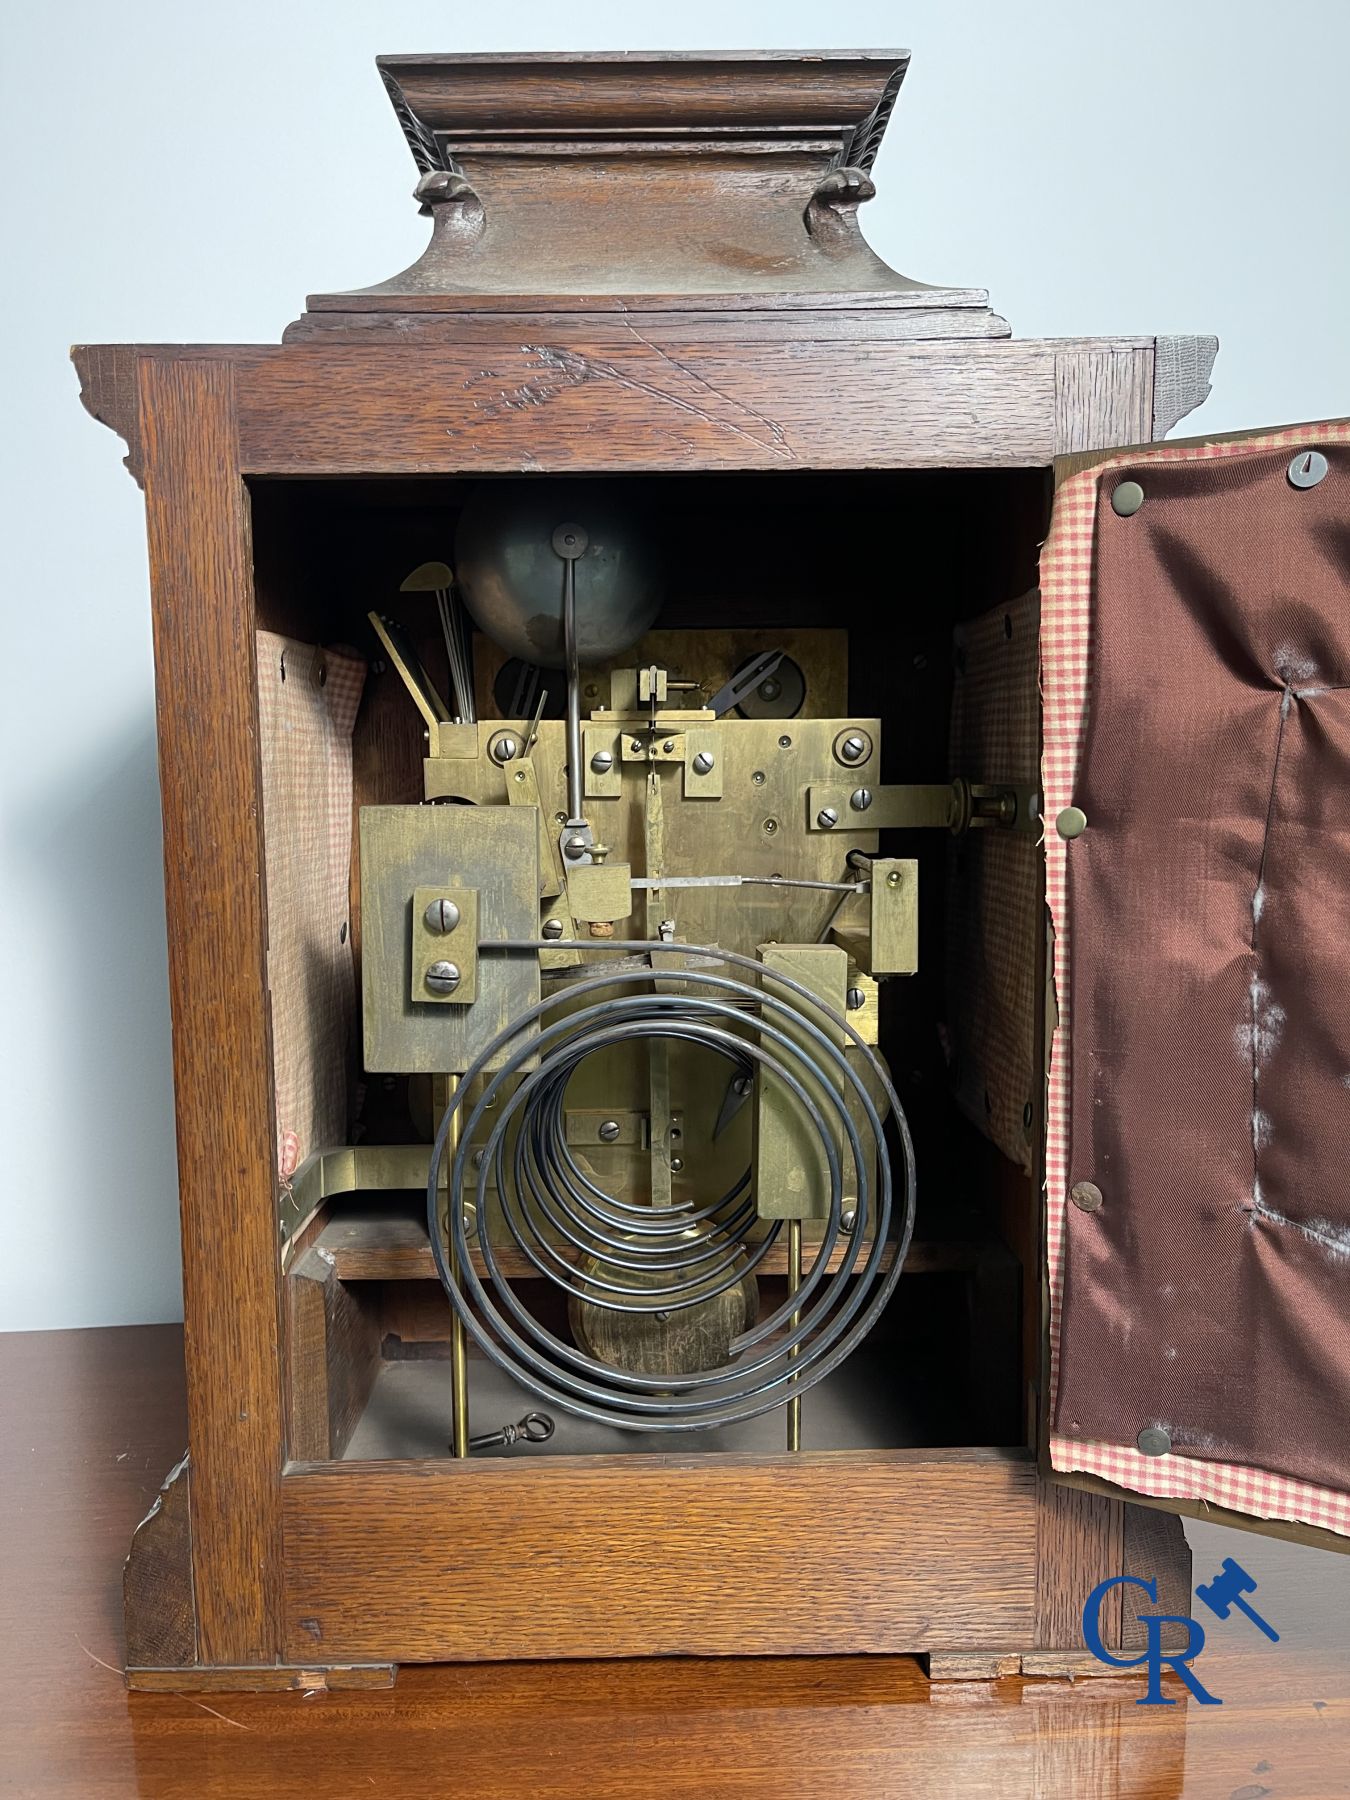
[[302, 51, 1005, 333]]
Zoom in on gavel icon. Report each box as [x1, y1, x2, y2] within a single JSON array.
[[1194, 1557, 1280, 1641]]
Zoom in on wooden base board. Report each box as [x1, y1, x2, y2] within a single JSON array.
[[280, 1448, 1040, 1663]]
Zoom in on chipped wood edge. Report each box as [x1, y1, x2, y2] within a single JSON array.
[[123, 1453, 197, 1671], [126, 1663, 397, 1693], [1151, 334, 1219, 439], [924, 1650, 1148, 1682]]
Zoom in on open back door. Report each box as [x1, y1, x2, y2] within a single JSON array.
[[1042, 420, 1350, 1543]]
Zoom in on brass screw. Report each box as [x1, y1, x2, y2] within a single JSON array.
[[886, 870, 902, 889]]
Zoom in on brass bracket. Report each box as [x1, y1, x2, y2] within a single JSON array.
[[410, 886, 478, 1005], [278, 1142, 433, 1255], [807, 777, 1040, 836], [827, 858, 918, 976], [567, 860, 633, 925]]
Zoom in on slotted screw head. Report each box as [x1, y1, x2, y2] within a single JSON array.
[[541, 918, 564, 940], [425, 960, 461, 994], [839, 733, 868, 763], [564, 836, 589, 860], [817, 806, 839, 829], [590, 749, 614, 774], [733, 1075, 754, 1097], [662, 739, 675, 753], [692, 750, 715, 775], [598, 1119, 621, 1143], [850, 787, 872, 812], [423, 898, 460, 935], [489, 732, 520, 764], [847, 987, 865, 1011]]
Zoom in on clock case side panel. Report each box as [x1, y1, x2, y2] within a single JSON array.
[[133, 356, 288, 1671]]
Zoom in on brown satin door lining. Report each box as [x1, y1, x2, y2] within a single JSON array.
[[1053, 444, 1350, 1492]]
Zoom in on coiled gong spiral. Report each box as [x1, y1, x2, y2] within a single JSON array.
[[427, 942, 916, 1432]]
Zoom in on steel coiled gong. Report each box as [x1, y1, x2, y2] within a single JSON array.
[[427, 940, 916, 1433]]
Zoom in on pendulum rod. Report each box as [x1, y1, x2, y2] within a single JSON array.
[[787, 1218, 802, 1451], [438, 1075, 471, 1457]]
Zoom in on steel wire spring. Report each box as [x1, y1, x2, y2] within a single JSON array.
[[426, 941, 916, 1431]]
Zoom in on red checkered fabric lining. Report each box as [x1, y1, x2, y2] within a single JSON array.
[[946, 591, 1041, 1172], [256, 634, 366, 1185], [1041, 422, 1350, 1537]]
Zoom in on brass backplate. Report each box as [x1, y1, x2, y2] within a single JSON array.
[[473, 626, 849, 723], [424, 716, 880, 960]]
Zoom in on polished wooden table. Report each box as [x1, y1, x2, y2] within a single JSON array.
[[1, 1325, 1347, 1798]]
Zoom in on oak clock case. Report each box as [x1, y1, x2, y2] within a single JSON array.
[[73, 50, 1350, 1693]]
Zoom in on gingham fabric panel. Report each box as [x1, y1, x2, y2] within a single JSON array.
[[1041, 420, 1350, 1537], [946, 590, 1041, 1172], [256, 633, 366, 1182]]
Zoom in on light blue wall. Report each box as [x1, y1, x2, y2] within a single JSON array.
[[3, 1, 1347, 1328]]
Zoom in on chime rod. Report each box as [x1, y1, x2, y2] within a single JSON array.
[[554, 524, 587, 826]]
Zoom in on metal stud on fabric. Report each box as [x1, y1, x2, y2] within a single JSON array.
[[1070, 1182, 1103, 1213], [1137, 1427, 1173, 1457], [1056, 806, 1088, 840], [1111, 479, 1144, 516], [1288, 449, 1329, 489]]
